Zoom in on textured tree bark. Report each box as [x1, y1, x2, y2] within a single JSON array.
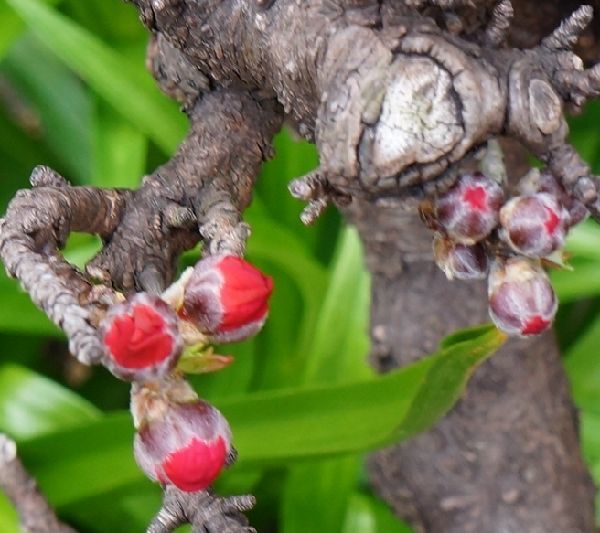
[[343, 5, 600, 529], [346, 200, 596, 532]]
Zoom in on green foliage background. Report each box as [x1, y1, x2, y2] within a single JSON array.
[[0, 1, 599, 531]]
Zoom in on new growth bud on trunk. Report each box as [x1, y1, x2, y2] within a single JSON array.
[[434, 173, 504, 244], [499, 193, 568, 257], [180, 255, 274, 343], [433, 234, 489, 280], [488, 257, 558, 337], [133, 381, 232, 493], [520, 170, 589, 228], [100, 293, 182, 380]]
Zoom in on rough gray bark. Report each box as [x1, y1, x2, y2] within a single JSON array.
[[1, 0, 599, 530]]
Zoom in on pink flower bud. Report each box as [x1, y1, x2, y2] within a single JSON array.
[[134, 399, 232, 492], [488, 258, 557, 337], [433, 234, 488, 281], [100, 293, 182, 380], [520, 170, 588, 228], [180, 255, 274, 343], [499, 193, 568, 257], [435, 173, 504, 244]]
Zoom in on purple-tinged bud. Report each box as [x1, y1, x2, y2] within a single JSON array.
[[132, 381, 232, 493], [433, 234, 488, 281], [179, 255, 273, 344], [488, 257, 557, 337], [435, 173, 504, 244], [100, 293, 182, 381], [520, 170, 588, 228], [499, 193, 568, 257]]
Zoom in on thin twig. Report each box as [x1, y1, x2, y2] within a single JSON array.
[[147, 486, 256, 533], [0, 434, 76, 533]]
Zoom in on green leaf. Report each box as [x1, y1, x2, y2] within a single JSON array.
[[0, 0, 62, 61], [2, 34, 92, 181], [90, 99, 146, 188], [0, 364, 100, 440], [62, 0, 144, 45], [60, 481, 161, 533], [19, 415, 137, 507], [0, 5, 24, 60], [0, 273, 60, 336], [342, 492, 412, 533], [439, 323, 497, 349], [17, 326, 504, 506], [0, 493, 19, 533], [552, 221, 600, 302], [564, 221, 600, 261], [6, 0, 186, 154], [565, 315, 600, 414], [246, 201, 328, 322], [282, 456, 360, 533], [552, 261, 600, 303], [256, 129, 319, 236], [302, 227, 372, 384], [282, 228, 372, 533], [226, 325, 505, 465], [581, 411, 600, 467]]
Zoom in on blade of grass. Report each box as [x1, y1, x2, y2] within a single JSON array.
[[6, 0, 186, 153]]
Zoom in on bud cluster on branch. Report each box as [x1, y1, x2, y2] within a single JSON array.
[[96, 255, 273, 496], [426, 167, 585, 337]]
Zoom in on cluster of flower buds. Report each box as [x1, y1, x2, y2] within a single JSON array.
[[131, 378, 232, 492], [100, 254, 273, 381], [98, 255, 273, 494], [425, 170, 586, 337]]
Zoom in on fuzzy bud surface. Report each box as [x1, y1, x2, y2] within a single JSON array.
[[435, 173, 504, 244], [101, 293, 182, 380], [488, 258, 557, 337], [134, 397, 232, 492], [499, 193, 568, 257], [433, 234, 488, 280], [180, 255, 273, 343]]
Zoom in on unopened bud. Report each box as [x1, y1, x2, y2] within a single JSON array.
[[100, 293, 182, 380], [488, 257, 557, 337], [133, 386, 232, 493], [520, 170, 588, 228], [180, 255, 273, 343], [433, 234, 488, 280], [435, 173, 504, 244], [499, 193, 568, 257]]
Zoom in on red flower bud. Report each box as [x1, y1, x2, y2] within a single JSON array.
[[180, 255, 274, 343], [488, 258, 557, 337], [134, 399, 232, 492], [435, 173, 504, 244], [100, 293, 182, 380], [433, 234, 488, 281], [499, 193, 568, 257]]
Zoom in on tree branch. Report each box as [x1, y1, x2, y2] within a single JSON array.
[[147, 486, 256, 533], [0, 434, 76, 533]]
